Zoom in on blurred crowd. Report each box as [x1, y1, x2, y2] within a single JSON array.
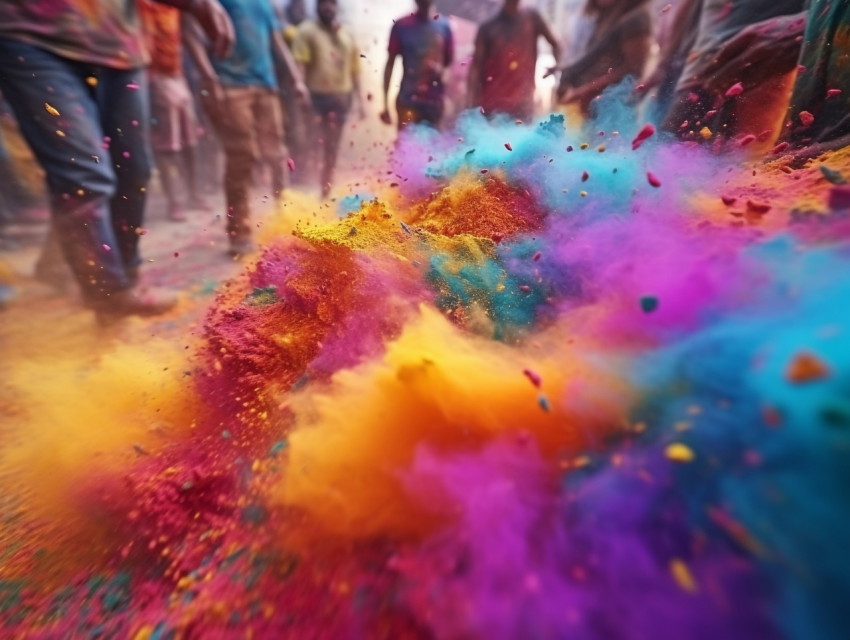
[[0, 0, 847, 320]]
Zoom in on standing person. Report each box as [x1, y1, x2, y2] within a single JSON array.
[[293, 0, 365, 199], [139, 0, 208, 222], [557, 0, 654, 116], [0, 0, 233, 321], [185, 0, 308, 258], [380, 0, 454, 130], [467, 0, 561, 122]]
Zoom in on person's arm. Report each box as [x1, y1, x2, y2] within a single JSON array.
[[291, 27, 312, 97], [467, 27, 486, 108], [156, 0, 234, 58], [182, 14, 225, 108], [381, 25, 401, 125], [536, 11, 562, 76], [272, 30, 308, 100], [558, 28, 618, 97], [559, 12, 651, 102], [380, 54, 397, 124], [351, 39, 366, 119]]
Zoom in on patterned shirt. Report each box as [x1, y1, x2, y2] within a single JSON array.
[[0, 0, 148, 70], [389, 13, 453, 107]]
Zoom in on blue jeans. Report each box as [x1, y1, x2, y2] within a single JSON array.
[[0, 37, 151, 301]]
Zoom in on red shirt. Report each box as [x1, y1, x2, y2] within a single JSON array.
[[475, 9, 547, 118], [139, 0, 183, 76]]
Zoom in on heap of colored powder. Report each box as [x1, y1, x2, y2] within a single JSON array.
[[406, 174, 546, 240]]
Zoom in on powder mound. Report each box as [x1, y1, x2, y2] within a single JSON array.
[[202, 240, 353, 415], [406, 175, 546, 240], [296, 199, 410, 252]]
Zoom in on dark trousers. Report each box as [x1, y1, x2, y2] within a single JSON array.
[[0, 37, 151, 301]]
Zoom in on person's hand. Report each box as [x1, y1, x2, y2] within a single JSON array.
[[379, 110, 392, 125], [201, 75, 226, 111], [294, 81, 310, 104], [189, 0, 235, 59]]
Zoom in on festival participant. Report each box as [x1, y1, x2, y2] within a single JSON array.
[[660, 0, 806, 143], [184, 0, 308, 258], [380, 0, 454, 130], [557, 0, 654, 116], [781, 0, 850, 157], [0, 0, 233, 321], [467, 0, 561, 122], [139, 0, 208, 222], [293, 0, 364, 199]]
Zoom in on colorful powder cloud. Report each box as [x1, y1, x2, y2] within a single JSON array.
[[1, 98, 850, 639]]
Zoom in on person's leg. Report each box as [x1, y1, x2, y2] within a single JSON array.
[[315, 94, 350, 199], [299, 105, 322, 189], [309, 95, 330, 196], [96, 66, 152, 275], [171, 75, 210, 210], [182, 144, 210, 209], [149, 73, 188, 220], [154, 150, 187, 221], [255, 89, 287, 199], [422, 103, 444, 129], [0, 38, 131, 301], [284, 90, 308, 187], [207, 86, 258, 247], [396, 100, 418, 131]]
